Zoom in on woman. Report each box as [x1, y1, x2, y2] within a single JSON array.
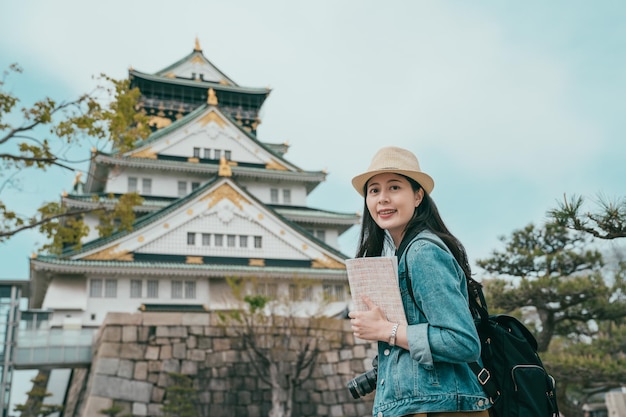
[[348, 146, 491, 417]]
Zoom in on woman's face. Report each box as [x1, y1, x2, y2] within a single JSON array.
[[366, 173, 423, 247]]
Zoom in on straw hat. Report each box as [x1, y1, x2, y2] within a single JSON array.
[[351, 146, 434, 196]]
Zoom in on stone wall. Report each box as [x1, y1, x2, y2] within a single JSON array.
[[66, 311, 377, 417]]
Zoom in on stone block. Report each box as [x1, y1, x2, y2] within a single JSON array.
[[323, 350, 340, 363], [142, 312, 183, 326], [180, 360, 198, 375], [148, 360, 161, 373], [159, 344, 172, 359], [188, 349, 206, 361], [151, 386, 165, 403], [98, 342, 121, 358], [81, 395, 112, 417], [137, 326, 151, 342], [144, 346, 160, 360], [156, 326, 188, 338], [122, 326, 137, 342], [213, 337, 231, 351], [196, 336, 212, 349], [148, 403, 163, 416], [103, 312, 143, 326], [101, 326, 122, 342], [117, 359, 134, 379], [188, 325, 204, 335], [132, 402, 148, 416], [91, 375, 152, 403], [172, 342, 186, 359], [134, 361, 148, 380], [120, 343, 145, 360], [94, 358, 119, 375], [186, 334, 197, 349], [161, 358, 180, 373], [182, 312, 210, 326]]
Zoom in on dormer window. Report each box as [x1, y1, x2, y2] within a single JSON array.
[[193, 147, 200, 158]]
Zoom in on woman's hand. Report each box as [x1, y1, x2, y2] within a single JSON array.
[[348, 296, 392, 342]]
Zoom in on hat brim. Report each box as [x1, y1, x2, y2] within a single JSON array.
[[351, 169, 434, 197]]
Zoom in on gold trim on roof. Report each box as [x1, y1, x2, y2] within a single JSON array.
[[249, 259, 265, 267], [201, 183, 250, 211], [188, 157, 200, 163], [265, 159, 289, 171], [218, 156, 232, 177], [194, 36, 202, 51], [186, 256, 203, 264], [312, 255, 345, 270], [165, 72, 176, 78], [191, 55, 204, 64], [199, 111, 226, 127], [148, 116, 172, 129], [83, 244, 133, 261], [207, 88, 218, 105]]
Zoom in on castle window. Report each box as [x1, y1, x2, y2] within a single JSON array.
[[191, 182, 200, 191], [323, 284, 346, 302], [177, 181, 187, 197], [270, 188, 279, 204], [254, 236, 263, 248], [202, 233, 211, 246], [147, 280, 159, 298], [130, 280, 142, 298], [203, 148, 211, 159], [187, 232, 196, 245], [239, 235, 248, 248], [289, 284, 313, 302], [214, 149, 221, 160], [142, 178, 152, 195], [128, 177, 138, 193], [225, 150, 232, 160], [171, 281, 183, 299], [104, 279, 117, 298], [282, 189, 291, 204], [259, 283, 277, 299], [185, 281, 196, 299], [193, 147, 200, 158], [316, 230, 326, 242], [214, 234, 224, 247], [227, 235, 236, 247], [89, 279, 103, 297]]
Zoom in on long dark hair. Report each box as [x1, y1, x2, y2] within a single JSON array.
[[355, 175, 472, 280]]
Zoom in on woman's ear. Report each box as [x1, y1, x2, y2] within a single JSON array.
[[415, 188, 424, 207]]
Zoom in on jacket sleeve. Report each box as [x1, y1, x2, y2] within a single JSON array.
[[404, 240, 480, 367]]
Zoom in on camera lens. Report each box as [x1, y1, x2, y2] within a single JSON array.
[[346, 367, 378, 399]]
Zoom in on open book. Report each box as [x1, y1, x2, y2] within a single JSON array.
[[345, 256, 407, 325]]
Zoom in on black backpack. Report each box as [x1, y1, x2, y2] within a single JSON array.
[[468, 286, 560, 417], [403, 235, 560, 417]]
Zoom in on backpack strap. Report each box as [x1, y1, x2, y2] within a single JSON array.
[[401, 234, 500, 404]]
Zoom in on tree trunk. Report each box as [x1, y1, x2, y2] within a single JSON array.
[[268, 363, 285, 417], [18, 369, 51, 417]]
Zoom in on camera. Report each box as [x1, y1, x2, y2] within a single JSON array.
[[347, 356, 378, 399]]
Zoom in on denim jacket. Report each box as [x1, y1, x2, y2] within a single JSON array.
[[372, 231, 491, 417]]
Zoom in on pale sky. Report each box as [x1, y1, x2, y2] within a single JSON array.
[[1, 0, 626, 281]]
